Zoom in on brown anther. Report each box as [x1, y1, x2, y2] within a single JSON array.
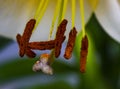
[[16, 34, 25, 57], [28, 40, 55, 50], [64, 27, 77, 59], [55, 19, 68, 58], [56, 19, 68, 37], [16, 19, 36, 58], [22, 19, 36, 43], [55, 36, 66, 58], [80, 35, 88, 73]]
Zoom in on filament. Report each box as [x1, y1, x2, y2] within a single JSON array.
[[71, 0, 76, 28], [57, 0, 68, 25], [33, 0, 49, 32], [34, 0, 44, 19], [61, 0, 68, 20], [79, 0, 85, 37], [48, 0, 62, 40]]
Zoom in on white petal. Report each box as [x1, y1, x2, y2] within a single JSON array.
[[95, 0, 120, 43], [0, 0, 39, 40], [30, 1, 56, 41], [0, 0, 92, 41], [31, 0, 93, 41]]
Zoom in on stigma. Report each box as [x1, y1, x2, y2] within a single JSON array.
[[32, 53, 53, 75]]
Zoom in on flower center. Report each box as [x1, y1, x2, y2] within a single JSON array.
[[16, 0, 90, 74]]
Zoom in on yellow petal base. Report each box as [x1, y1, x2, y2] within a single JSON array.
[[87, 0, 99, 11]]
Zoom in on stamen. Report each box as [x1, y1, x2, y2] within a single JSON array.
[[48, 0, 62, 40], [80, 35, 88, 73], [79, 0, 85, 37], [49, 3, 69, 59], [79, 1, 89, 73], [48, 0, 63, 64], [63, 0, 76, 60], [64, 27, 77, 59], [71, 0, 76, 28]]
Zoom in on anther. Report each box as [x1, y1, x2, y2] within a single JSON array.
[[16, 19, 36, 58], [28, 40, 55, 50], [80, 35, 88, 73], [55, 19, 68, 58], [64, 27, 77, 59]]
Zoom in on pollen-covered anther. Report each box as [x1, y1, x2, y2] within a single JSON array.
[[64, 27, 77, 59], [16, 19, 36, 58], [80, 35, 88, 73], [55, 19, 68, 58], [28, 40, 55, 50], [32, 53, 53, 75]]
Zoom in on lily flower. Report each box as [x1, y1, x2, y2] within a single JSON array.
[[0, 0, 120, 74], [95, 0, 120, 43], [0, 0, 92, 42], [0, 0, 120, 43]]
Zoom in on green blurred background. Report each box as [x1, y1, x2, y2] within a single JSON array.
[[0, 14, 120, 89]]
